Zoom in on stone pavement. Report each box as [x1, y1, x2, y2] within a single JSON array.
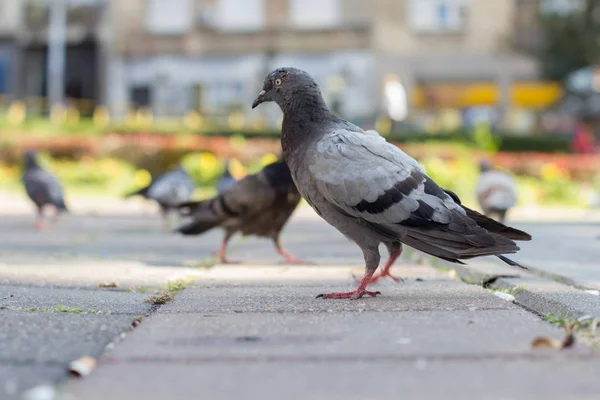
[[64, 266, 600, 400], [1, 195, 600, 399]]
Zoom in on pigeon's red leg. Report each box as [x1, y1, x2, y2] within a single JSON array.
[[273, 237, 303, 264], [317, 268, 381, 299], [215, 232, 240, 264], [367, 243, 404, 284], [34, 207, 46, 230]]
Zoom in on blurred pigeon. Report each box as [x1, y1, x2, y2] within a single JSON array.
[[475, 160, 517, 224], [252, 67, 531, 299], [21, 151, 68, 229], [217, 159, 236, 193], [176, 159, 302, 264], [126, 165, 195, 229]]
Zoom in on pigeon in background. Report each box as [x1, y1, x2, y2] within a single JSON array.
[[21, 151, 68, 229], [217, 159, 236, 193], [176, 159, 302, 264], [126, 165, 195, 230], [475, 160, 517, 223], [252, 67, 531, 299]]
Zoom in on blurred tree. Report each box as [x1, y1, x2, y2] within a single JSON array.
[[539, 0, 600, 80]]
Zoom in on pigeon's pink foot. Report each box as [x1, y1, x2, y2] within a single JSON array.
[[34, 219, 46, 230], [318, 268, 381, 300], [317, 289, 381, 300]]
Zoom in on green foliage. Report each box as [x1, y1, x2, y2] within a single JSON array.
[[539, 0, 600, 80], [472, 122, 500, 153]]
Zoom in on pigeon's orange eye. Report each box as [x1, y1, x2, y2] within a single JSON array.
[[274, 78, 282, 86]]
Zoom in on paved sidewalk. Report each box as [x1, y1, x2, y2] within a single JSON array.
[[64, 265, 600, 400], [1, 198, 600, 399]]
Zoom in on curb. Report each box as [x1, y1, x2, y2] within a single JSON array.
[[415, 254, 600, 323]]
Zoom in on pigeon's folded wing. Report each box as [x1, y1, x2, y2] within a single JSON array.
[[308, 129, 462, 227], [308, 129, 520, 260]]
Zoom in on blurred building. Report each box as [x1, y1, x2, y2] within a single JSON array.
[[0, 1, 23, 98], [105, 0, 559, 128], [3, 0, 109, 113], [1, 0, 565, 130]]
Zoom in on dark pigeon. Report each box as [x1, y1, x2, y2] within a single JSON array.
[[217, 159, 236, 193], [252, 67, 531, 299], [21, 151, 68, 229], [126, 165, 195, 229], [175, 159, 302, 264]]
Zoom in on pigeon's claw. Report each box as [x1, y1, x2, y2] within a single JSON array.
[[317, 289, 381, 300]]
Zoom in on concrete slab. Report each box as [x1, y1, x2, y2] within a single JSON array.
[[64, 356, 600, 400], [0, 310, 135, 363], [98, 309, 582, 360], [0, 365, 65, 400], [159, 280, 514, 314], [0, 285, 152, 315]]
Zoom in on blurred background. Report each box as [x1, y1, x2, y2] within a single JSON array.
[[0, 0, 598, 209]]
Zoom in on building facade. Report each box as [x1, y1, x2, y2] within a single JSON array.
[[105, 0, 549, 128]]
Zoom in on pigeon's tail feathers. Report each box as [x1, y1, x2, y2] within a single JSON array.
[[124, 185, 150, 198], [462, 206, 531, 241], [175, 216, 221, 235], [55, 198, 69, 212], [175, 198, 229, 236], [401, 229, 520, 264], [496, 255, 528, 270]]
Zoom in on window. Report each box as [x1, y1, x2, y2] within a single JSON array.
[[407, 0, 468, 33], [146, 0, 192, 34], [289, 0, 340, 29], [215, 0, 265, 31]]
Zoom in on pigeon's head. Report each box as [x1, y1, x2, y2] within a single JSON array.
[[479, 159, 493, 173], [24, 151, 39, 168], [252, 67, 323, 111]]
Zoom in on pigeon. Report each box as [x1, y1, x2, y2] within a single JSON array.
[[21, 151, 68, 229], [475, 160, 517, 223], [175, 159, 302, 264], [252, 67, 531, 299], [126, 165, 195, 229], [217, 159, 236, 193]]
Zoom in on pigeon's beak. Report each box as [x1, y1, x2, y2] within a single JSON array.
[[252, 90, 267, 109]]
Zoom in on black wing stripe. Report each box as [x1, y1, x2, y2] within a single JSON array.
[[352, 169, 422, 215]]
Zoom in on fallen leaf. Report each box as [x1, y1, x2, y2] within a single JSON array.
[[68, 356, 97, 377], [99, 282, 118, 288], [531, 333, 575, 350]]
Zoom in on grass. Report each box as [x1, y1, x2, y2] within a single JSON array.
[[45, 304, 86, 313], [144, 278, 195, 305]]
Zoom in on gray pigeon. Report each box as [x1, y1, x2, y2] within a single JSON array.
[[217, 159, 236, 193], [21, 151, 68, 229], [175, 159, 302, 264], [475, 160, 517, 223], [126, 165, 195, 229], [252, 67, 531, 299]]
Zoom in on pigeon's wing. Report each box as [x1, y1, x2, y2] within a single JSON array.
[[219, 172, 277, 217], [308, 128, 459, 225], [308, 129, 519, 261], [23, 169, 66, 209]]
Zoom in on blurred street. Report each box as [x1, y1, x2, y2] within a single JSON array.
[[1, 198, 600, 399]]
